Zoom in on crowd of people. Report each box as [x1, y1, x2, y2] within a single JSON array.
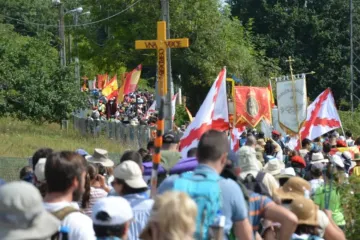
[[1, 128, 358, 240], [88, 90, 157, 126]]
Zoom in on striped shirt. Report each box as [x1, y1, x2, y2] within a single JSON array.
[[82, 187, 108, 217], [248, 192, 272, 232]]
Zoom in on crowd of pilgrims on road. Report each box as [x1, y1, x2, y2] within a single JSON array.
[[2, 128, 359, 240]]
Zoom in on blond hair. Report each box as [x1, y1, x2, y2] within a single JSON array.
[[140, 191, 197, 240]]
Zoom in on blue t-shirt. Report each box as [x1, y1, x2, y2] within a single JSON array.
[[248, 192, 272, 233], [158, 164, 248, 239]]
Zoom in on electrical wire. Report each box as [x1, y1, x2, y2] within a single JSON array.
[[0, 0, 142, 28]]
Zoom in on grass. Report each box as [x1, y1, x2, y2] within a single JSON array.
[[0, 117, 134, 181]]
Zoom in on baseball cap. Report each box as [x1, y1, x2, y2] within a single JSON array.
[[34, 158, 46, 182], [163, 131, 180, 144], [272, 130, 280, 136], [114, 161, 147, 188], [92, 197, 133, 226], [0, 181, 60, 240], [75, 149, 90, 157]]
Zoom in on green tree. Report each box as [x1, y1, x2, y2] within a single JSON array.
[[230, 0, 351, 101], [0, 23, 86, 123]]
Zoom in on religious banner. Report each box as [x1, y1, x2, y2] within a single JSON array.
[[272, 107, 287, 137], [276, 74, 307, 134], [234, 86, 272, 128]]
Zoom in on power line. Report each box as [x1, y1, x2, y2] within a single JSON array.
[[0, 0, 142, 28]]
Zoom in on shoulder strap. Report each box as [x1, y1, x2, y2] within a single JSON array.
[[256, 171, 266, 182], [51, 206, 79, 221], [193, 170, 220, 181]]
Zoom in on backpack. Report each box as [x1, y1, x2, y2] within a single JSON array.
[[50, 206, 79, 240], [240, 172, 271, 197], [173, 170, 222, 240]]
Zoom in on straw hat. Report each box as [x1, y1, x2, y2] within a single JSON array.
[[86, 148, 114, 167], [311, 152, 329, 164], [275, 177, 311, 201], [290, 197, 319, 226], [263, 160, 285, 176]]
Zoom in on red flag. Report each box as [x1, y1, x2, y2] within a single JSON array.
[[97, 74, 108, 90], [123, 65, 142, 95], [180, 68, 229, 158], [234, 86, 272, 127], [102, 75, 118, 100], [268, 80, 275, 107]]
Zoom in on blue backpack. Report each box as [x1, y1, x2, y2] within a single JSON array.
[[173, 170, 222, 240]]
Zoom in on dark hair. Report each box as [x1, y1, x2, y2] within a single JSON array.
[[81, 164, 98, 208], [345, 130, 352, 138], [147, 141, 154, 151], [114, 178, 148, 195], [142, 154, 152, 163], [264, 140, 275, 155], [187, 148, 197, 158], [120, 151, 143, 166], [323, 142, 332, 153], [257, 131, 265, 139], [311, 167, 322, 178], [19, 166, 33, 181], [96, 163, 106, 176], [32, 148, 53, 170], [94, 211, 126, 238], [295, 224, 319, 236], [45, 151, 87, 193], [302, 138, 312, 148], [355, 137, 360, 146], [197, 130, 229, 163], [138, 148, 148, 158]]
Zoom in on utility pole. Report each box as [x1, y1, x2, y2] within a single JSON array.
[[161, 0, 174, 132], [74, 13, 80, 90], [59, 3, 66, 67]]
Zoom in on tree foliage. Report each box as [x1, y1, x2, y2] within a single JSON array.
[[229, 0, 351, 102], [0, 23, 86, 123]]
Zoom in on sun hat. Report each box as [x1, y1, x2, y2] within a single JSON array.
[[92, 196, 133, 226], [0, 181, 60, 240], [274, 167, 296, 179], [34, 158, 47, 182], [114, 161, 147, 188], [290, 197, 319, 226], [353, 153, 360, 161], [264, 160, 285, 176], [331, 155, 345, 168], [275, 177, 311, 201], [311, 152, 329, 164], [237, 146, 260, 178], [86, 148, 114, 167]]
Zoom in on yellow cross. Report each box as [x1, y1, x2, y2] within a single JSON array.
[[135, 21, 189, 96]]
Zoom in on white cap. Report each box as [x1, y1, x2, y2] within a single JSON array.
[[34, 158, 47, 182], [114, 161, 147, 189], [92, 197, 133, 226]]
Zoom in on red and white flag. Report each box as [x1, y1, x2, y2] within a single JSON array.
[[145, 101, 156, 119], [230, 126, 246, 152], [179, 68, 229, 158], [172, 93, 178, 121], [292, 88, 341, 149]]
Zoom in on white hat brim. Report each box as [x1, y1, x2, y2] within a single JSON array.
[[125, 177, 148, 189], [86, 156, 114, 167], [0, 210, 60, 240]]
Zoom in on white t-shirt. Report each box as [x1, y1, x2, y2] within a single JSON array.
[[310, 179, 324, 196], [44, 201, 96, 240]]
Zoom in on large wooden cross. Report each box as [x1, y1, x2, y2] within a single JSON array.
[[135, 21, 189, 96]]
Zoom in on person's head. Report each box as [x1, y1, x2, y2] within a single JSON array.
[[290, 197, 319, 236], [272, 130, 281, 141], [162, 132, 180, 151], [256, 131, 265, 139], [322, 141, 332, 154], [187, 148, 197, 158], [138, 148, 148, 158], [92, 197, 133, 240], [0, 181, 60, 240], [301, 138, 312, 151], [45, 151, 87, 202], [120, 150, 143, 172], [264, 140, 275, 156], [310, 163, 324, 179], [245, 135, 257, 148], [19, 166, 33, 183], [140, 191, 197, 240], [31, 148, 53, 170], [345, 130, 352, 139], [112, 161, 148, 196], [197, 130, 229, 173], [142, 154, 152, 163]]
